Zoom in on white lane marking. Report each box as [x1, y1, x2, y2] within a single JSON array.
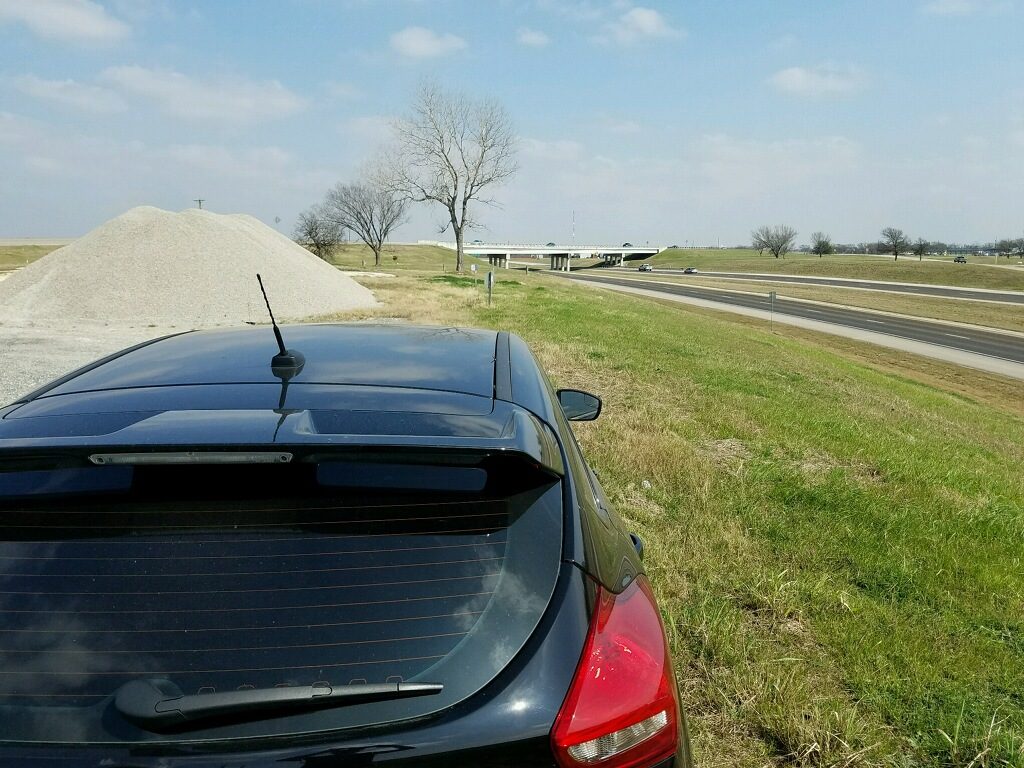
[[945, 333, 972, 340], [863, 319, 885, 324]]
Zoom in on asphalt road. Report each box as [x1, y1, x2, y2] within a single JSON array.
[[649, 269, 1024, 304], [555, 272, 1024, 365]]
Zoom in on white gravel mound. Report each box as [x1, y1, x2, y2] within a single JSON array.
[[0, 206, 376, 327]]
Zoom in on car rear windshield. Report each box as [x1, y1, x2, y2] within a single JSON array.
[[0, 454, 563, 743]]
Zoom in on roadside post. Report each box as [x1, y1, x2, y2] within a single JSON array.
[[486, 270, 495, 306], [471, 263, 478, 285], [769, 291, 776, 332]]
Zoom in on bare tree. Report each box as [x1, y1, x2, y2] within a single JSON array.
[[391, 82, 518, 272], [751, 225, 771, 256], [811, 232, 834, 258], [754, 225, 797, 259], [913, 238, 928, 261], [323, 162, 408, 268], [294, 205, 343, 261], [881, 227, 910, 260]]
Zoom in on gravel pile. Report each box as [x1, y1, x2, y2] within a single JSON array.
[[0, 206, 376, 327]]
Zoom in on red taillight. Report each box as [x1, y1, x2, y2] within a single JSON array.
[[551, 576, 680, 768]]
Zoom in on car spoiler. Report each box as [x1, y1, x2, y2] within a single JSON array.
[[0, 405, 566, 477]]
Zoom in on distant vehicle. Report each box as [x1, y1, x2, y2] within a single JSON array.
[[670, 244, 679, 249], [683, 267, 698, 274], [622, 242, 633, 248], [638, 264, 653, 272], [471, 239, 483, 244], [953, 255, 967, 263], [546, 242, 556, 247]]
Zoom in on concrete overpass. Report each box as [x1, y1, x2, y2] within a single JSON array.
[[420, 241, 663, 271]]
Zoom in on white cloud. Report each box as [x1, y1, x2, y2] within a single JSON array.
[[101, 66, 305, 123], [521, 137, 586, 162], [341, 115, 393, 144], [771, 33, 799, 51], [390, 26, 467, 58], [517, 27, 550, 47], [106, 0, 174, 21], [0, 112, 338, 235], [601, 117, 641, 134], [769, 64, 867, 96], [0, 0, 129, 44], [13, 74, 126, 114], [324, 81, 361, 100], [692, 134, 863, 196], [595, 7, 684, 45]]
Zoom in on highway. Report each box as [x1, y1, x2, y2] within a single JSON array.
[[649, 269, 1024, 304], [554, 272, 1024, 365]]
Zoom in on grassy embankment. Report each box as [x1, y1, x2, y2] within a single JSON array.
[[646, 249, 1024, 292], [605, 272, 1024, 334], [334, 270, 1023, 768]]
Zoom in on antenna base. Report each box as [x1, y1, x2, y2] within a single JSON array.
[[272, 350, 305, 380]]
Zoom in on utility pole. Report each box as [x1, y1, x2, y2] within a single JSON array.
[[194, 199, 205, 209]]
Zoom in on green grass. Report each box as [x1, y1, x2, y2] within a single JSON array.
[[646, 248, 1024, 292], [0, 245, 60, 270], [346, 272, 1024, 767], [324, 242, 490, 272]]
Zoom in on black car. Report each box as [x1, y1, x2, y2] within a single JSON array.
[[0, 324, 692, 768], [953, 255, 967, 263], [682, 268, 698, 275]]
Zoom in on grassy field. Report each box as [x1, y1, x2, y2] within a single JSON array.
[[325, 242, 491, 272], [0, 242, 488, 274], [0, 245, 59, 271], [334, 271, 1023, 768], [611, 273, 1024, 333], [646, 249, 1024, 292]]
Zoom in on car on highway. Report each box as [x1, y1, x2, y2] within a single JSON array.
[[954, 255, 967, 263], [0, 324, 693, 768], [639, 264, 654, 272], [682, 268, 698, 274]]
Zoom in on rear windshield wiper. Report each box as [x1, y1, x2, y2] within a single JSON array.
[[115, 678, 443, 732]]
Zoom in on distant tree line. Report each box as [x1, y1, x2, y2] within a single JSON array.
[[748, 226, 1024, 261]]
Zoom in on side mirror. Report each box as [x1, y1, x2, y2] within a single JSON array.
[[557, 389, 602, 421], [629, 532, 645, 560]]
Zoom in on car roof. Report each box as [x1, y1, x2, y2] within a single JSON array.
[[0, 324, 567, 474], [21, 324, 500, 401]]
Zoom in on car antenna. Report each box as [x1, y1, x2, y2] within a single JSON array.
[[256, 274, 305, 373], [256, 274, 305, 416]]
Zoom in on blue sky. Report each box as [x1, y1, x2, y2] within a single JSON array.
[[1, 0, 1022, 245]]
